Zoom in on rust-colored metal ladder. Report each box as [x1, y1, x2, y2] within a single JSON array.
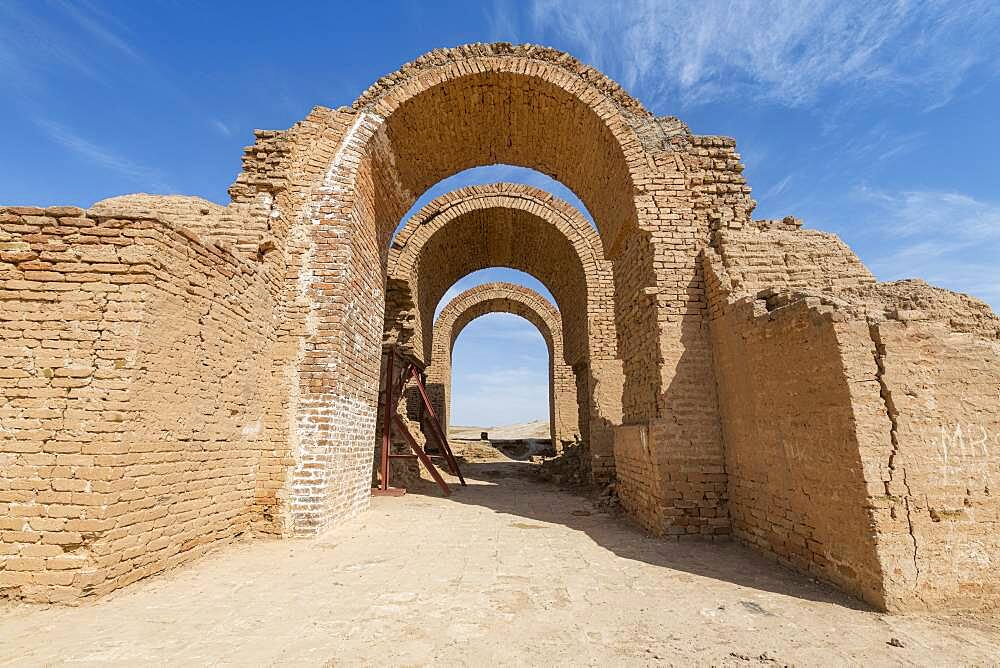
[[373, 346, 466, 497]]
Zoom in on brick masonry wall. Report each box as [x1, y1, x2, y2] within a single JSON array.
[[0, 206, 278, 603], [324, 45, 687, 525], [612, 133, 753, 536], [4, 42, 996, 612], [386, 183, 615, 367], [705, 230, 1000, 610], [88, 194, 271, 259], [427, 283, 578, 447], [705, 292, 888, 604]]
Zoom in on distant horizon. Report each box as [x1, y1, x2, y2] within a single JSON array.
[[450, 419, 549, 429]]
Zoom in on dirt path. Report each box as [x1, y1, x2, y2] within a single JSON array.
[[2, 458, 998, 666]]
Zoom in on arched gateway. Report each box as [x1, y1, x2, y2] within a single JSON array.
[[384, 182, 618, 475], [427, 282, 577, 447], [0, 44, 998, 612]]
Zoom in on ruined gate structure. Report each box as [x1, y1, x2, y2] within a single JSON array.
[[1, 44, 998, 611], [426, 282, 577, 447]]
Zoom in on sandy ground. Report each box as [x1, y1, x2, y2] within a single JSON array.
[[449, 421, 549, 440], [2, 456, 999, 666]]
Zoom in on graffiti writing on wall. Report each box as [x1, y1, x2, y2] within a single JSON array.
[[930, 423, 995, 486]]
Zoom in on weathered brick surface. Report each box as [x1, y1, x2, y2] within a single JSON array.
[[427, 283, 578, 447], [0, 207, 279, 603], [705, 234, 1000, 610], [845, 282, 1000, 611]]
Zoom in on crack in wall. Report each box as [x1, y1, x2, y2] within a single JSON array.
[[868, 320, 921, 589]]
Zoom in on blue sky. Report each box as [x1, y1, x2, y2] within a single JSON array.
[[3, 1, 999, 427]]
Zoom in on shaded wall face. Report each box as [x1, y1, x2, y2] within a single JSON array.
[[702, 223, 887, 605], [709, 298, 888, 606], [611, 138, 754, 535], [706, 216, 1000, 611]]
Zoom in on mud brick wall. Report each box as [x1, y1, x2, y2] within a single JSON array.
[[88, 194, 269, 259], [707, 231, 1000, 610], [614, 422, 729, 538], [613, 424, 664, 530], [3, 42, 997, 612], [240, 106, 396, 537], [707, 294, 888, 605], [844, 285, 1000, 610], [704, 234, 890, 606], [0, 206, 277, 603], [611, 134, 753, 536], [712, 222, 875, 295]]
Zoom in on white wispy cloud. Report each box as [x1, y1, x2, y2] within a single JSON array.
[[452, 364, 549, 425], [211, 119, 234, 137], [485, 0, 521, 42], [529, 0, 999, 109], [450, 313, 552, 425], [55, 0, 143, 63], [36, 119, 174, 192], [760, 174, 793, 202], [858, 187, 1000, 241], [2, 2, 234, 149], [0, 2, 104, 89], [858, 187, 1000, 309]]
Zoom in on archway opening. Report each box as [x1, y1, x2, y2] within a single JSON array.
[[282, 46, 662, 532], [449, 312, 551, 448], [377, 181, 622, 493]]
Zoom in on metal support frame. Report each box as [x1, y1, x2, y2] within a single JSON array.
[[408, 364, 466, 486], [373, 346, 465, 497]]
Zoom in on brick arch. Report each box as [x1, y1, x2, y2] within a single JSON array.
[[385, 182, 613, 369], [253, 42, 743, 536], [351, 44, 654, 256], [426, 283, 578, 446]]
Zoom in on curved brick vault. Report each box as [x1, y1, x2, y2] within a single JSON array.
[[385, 183, 613, 368], [2, 43, 999, 612], [382, 183, 620, 475], [427, 282, 578, 446], [249, 44, 707, 546]]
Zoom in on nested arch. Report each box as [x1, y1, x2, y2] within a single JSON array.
[[427, 283, 578, 446], [270, 43, 675, 534], [385, 182, 615, 369]]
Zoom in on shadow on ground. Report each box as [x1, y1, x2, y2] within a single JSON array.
[[408, 457, 872, 612]]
